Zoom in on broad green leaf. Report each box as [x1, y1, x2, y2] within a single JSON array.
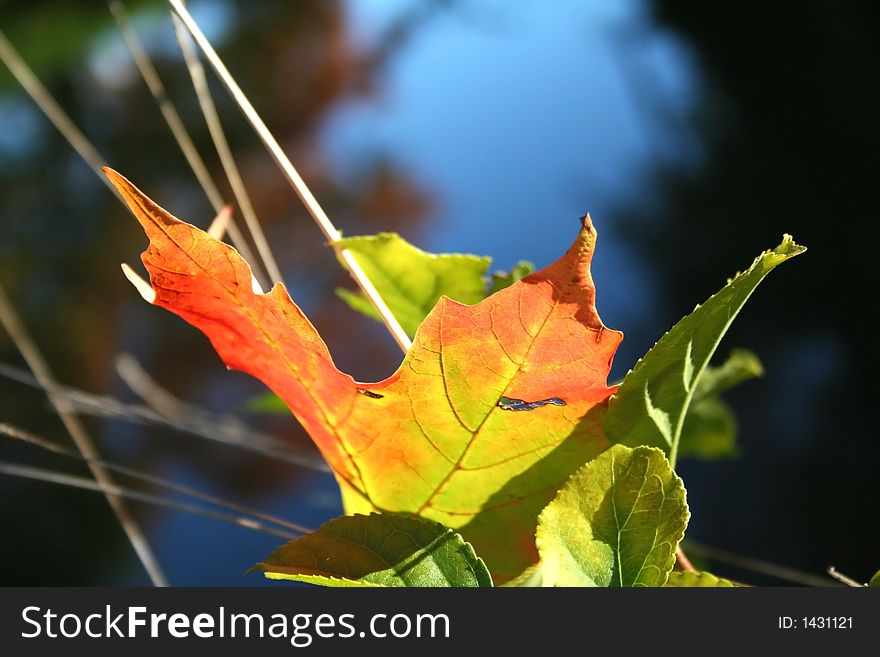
[[869, 570, 880, 588], [254, 513, 492, 587], [535, 445, 689, 587], [603, 236, 805, 466], [487, 261, 535, 295], [665, 571, 736, 587], [335, 234, 536, 338], [334, 232, 491, 338], [111, 168, 622, 583]]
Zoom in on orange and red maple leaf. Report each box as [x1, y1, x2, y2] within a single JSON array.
[[106, 168, 623, 580]]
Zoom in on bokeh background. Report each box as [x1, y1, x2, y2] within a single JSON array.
[[1, 0, 877, 585]]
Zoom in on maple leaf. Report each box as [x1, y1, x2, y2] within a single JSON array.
[[105, 168, 622, 581]]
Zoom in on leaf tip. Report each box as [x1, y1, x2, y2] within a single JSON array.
[[104, 169, 181, 233], [103, 168, 139, 204], [773, 234, 806, 260], [579, 212, 595, 232]]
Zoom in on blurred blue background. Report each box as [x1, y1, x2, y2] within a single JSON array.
[[1, 0, 877, 585]]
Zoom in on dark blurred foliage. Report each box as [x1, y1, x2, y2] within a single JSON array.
[[0, 0, 435, 584], [618, 0, 880, 582], [0, 0, 877, 586]]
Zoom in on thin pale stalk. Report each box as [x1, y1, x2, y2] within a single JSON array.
[[207, 204, 233, 240], [0, 422, 311, 535], [172, 13, 285, 286], [827, 567, 864, 588], [115, 352, 198, 421], [0, 461, 298, 541], [685, 540, 840, 587], [0, 362, 330, 472], [0, 284, 167, 586], [675, 546, 696, 572], [0, 31, 123, 204], [106, 0, 269, 290], [167, 0, 412, 352]]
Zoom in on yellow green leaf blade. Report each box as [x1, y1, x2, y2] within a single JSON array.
[[334, 232, 491, 338], [665, 571, 737, 587], [535, 444, 689, 587], [869, 570, 880, 588], [603, 236, 805, 465], [255, 513, 493, 587]]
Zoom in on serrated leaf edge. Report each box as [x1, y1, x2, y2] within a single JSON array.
[[255, 512, 493, 588]]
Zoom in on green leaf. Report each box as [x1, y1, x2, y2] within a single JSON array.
[[487, 261, 535, 295], [665, 571, 736, 587], [603, 235, 805, 467], [254, 513, 493, 587], [334, 233, 491, 338], [243, 392, 288, 414], [869, 570, 880, 588], [678, 349, 763, 460], [335, 287, 380, 322], [696, 348, 764, 399], [678, 397, 740, 460], [535, 444, 689, 587]]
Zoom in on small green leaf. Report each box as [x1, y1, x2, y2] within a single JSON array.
[[335, 287, 380, 323], [334, 233, 491, 338], [244, 391, 288, 414], [254, 513, 493, 587], [535, 444, 689, 587], [665, 571, 737, 587], [678, 397, 740, 460], [678, 350, 762, 461], [487, 260, 535, 295], [603, 236, 805, 467], [869, 570, 880, 588], [696, 348, 764, 399]]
